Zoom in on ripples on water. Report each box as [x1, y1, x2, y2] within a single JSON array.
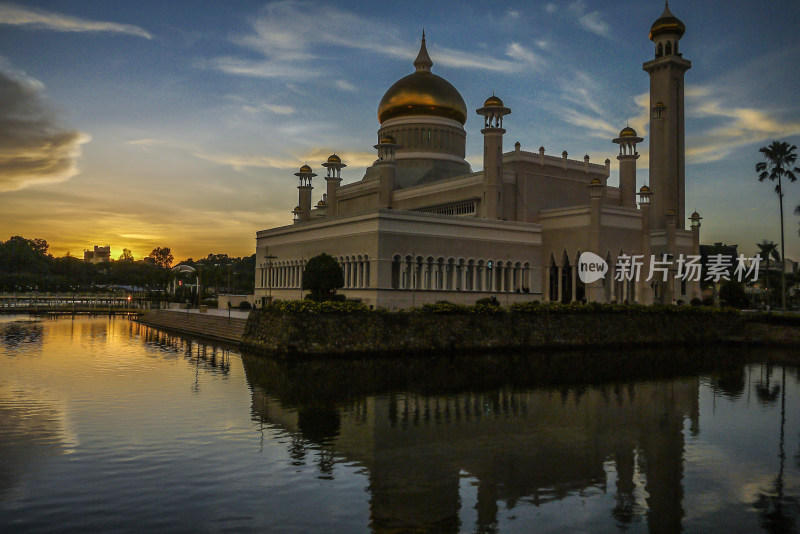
[[0, 315, 798, 533]]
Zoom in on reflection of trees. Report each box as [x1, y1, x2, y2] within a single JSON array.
[[754, 367, 798, 533], [756, 365, 782, 405], [0, 321, 43, 350], [707, 366, 747, 400]]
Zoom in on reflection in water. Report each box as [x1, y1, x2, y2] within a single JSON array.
[[755, 367, 798, 534], [1, 316, 799, 533], [0, 319, 43, 350], [241, 351, 712, 533]]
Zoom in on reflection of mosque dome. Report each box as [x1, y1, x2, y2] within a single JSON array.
[[649, 2, 685, 40], [377, 36, 467, 125], [619, 126, 638, 138]]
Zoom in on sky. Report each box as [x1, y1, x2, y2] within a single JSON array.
[[0, 0, 799, 262]]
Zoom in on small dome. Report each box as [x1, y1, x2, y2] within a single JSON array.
[[299, 164, 313, 173], [655, 101, 665, 107], [640, 185, 651, 193], [293, 205, 302, 212], [619, 126, 638, 138], [327, 154, 341, 164], [483, 95, 504, 107], [590, 178, 602, 185], [690, 211, 701, 219], [316, 199, 327, 207], [649, 2, 685, 41], [379, 135, 396, 145]]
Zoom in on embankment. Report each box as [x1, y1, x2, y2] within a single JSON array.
[[241, 307, 754, 358], [136, 309, 247, 344]]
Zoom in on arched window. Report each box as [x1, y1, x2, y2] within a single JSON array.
[[665, 41, 672, 56], [391, 255, 401, 289], [656, 42, 663, 58]]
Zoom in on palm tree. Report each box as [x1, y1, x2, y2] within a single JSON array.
[[756, 240, 781, 307], [757, 141, 799, 311]]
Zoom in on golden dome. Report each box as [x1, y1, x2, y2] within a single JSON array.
[[299, 164, 312, 173], [483, 94, 504, 107], [590, 178, 602, 185], [293, 205, 302, 212], [377, 36, 467, 125], [620, 126, 638, 137], [640, 185, 651, 193], [326, 154, 341, 164], [649, 3, 685, 41], [316, 199, 327, 207], [690, 211, 701, 219]]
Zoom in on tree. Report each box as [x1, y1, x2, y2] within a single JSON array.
[[148, 247, 174, 269], [757, 141, 799, 311], [119, 248, 134, 261], [302, 253, 344, 299], [757, 240, 781, 306], [719, 280, 747, 309]]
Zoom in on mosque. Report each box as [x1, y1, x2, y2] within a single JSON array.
[[254, 3, 702, 309]]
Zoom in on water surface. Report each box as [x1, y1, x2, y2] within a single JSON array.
[[0, 315, 798, 533]]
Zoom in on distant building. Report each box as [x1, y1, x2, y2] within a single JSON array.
[[84, 245, 111, 264]]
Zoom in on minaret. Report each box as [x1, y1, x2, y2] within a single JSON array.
[[294, 164, 315, 222], [612, 126, 643, 208], [476, 94, 511, 219], [322, 153, 345, 216], [643, 1, 690, 229], [374, 135, 400, 208]]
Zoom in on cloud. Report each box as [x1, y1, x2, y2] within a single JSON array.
[[505, 43, 544, 70], [334, 79, 357, 92], [568, 1, 611, 38], [0, 3, 151, 39], [210, 1, 544, 79], [685, 86, 800, 164], [0, 61, 90, 192], [194, 147, 376, 172], [561, 109, 618, 139], [544, 4, 557, 14]]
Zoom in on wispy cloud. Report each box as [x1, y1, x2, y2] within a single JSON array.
[[237, 102, 296, 115], [334, 79, 357, 92], [505, 43, 544, 70], [209, 0, 545, 80], [682, 86, 800, 164], [194, 148, 376, 171], [568, 1, 611, 38], [0, 60, 90, 192], [0, 3, 151, 39], [544, 3, 557, 15], [129, 137, 375, 172]]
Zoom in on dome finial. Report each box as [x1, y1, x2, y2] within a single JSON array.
[[414, 31, 433, 73]]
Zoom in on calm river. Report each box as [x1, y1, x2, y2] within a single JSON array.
[[1, 315, 798, 533]]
